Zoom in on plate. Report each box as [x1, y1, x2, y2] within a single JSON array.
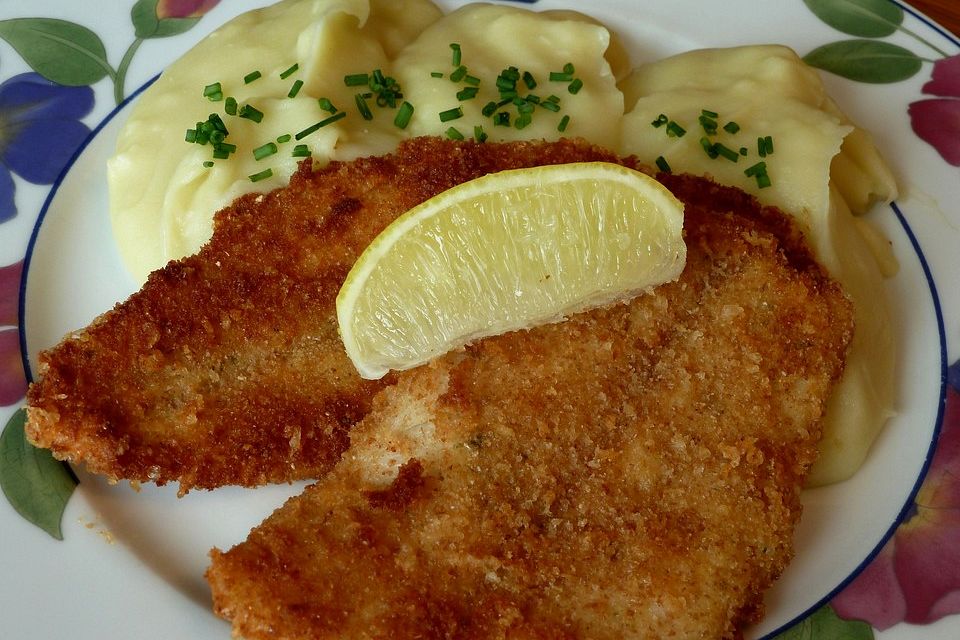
[[1, 1, 958, 638]]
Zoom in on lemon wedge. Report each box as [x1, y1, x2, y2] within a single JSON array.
[[337, 162, 686, 379]]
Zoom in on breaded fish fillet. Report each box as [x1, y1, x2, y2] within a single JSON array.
[[206, 175, 854, 639], [26, 138, 629, 493]]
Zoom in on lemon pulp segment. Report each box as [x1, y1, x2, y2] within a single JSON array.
[[336, 162, 686, 379]]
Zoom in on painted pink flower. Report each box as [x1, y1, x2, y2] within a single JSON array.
[[156, 0, 220, 20], [910, 55, 960, 166], [0, 260, 26, 406], [831, 360, 960, 628]]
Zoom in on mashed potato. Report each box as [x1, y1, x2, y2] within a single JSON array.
[[108, 0, 899, 484]]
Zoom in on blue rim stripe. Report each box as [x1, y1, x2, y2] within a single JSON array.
[[896, 0, 960, 49], [17, 74, 160, 384]]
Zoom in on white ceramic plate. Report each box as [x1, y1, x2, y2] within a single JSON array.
[[1, 1, 958, 639]]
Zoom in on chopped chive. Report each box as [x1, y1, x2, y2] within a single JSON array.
[[446, 126, 465, 140], [474, 125, 488, 142], [568, 78, 583, 94], [496, 75, 517, 91], [243, 70, 262, 84], [209, 130, 226, 144], [394, 101, 415, 129], [756, 173, 772, 188], [203, 82, 223, 101], [651, 114, 669, 128], [292, 144, 311, 158], [456, 87, 479, 101], [525, 94, 541, 104], [514, 113, 532, 129], [287, 79, 304, 98], [701, 108, 718, 118], [539, 100, 560, 113], [740, 146, 748, 156], [276, 133, 292, 143], [700, 137, 719, 159], [723, 121, 741, 134], [758, 135, 774, 156], [450, 65, 468, 82], [344, 73, 370, 87], [185, 128, 198, 143], [699, 114, 718, 135], [563, 62, 575, 75], [549, 71, 573, 82], [215, 142, 237, 153], [318, 97, 337, 113], [482, 101, 498, 117], [253, 142, 278, 160], [212, 145, 231, 159], [438, 106, 463, 122], [558, 114, 571, 132], [522, 71, 537, 90], [249, 168, 273, 182], [203, 160, 214, 168], [494, 111, 510, 126], [665, 121, 686, 137], [546, 94, 560, 104], [294, 111, 348, 140], [208, 113, 228, 133], [431, 71, 444, 78], [714, 143, 740, 162], [355, 93, 373, 120], [224, 96, 238, 115], [744, 161, 767, 177], [238, 104, 264, 123], [280, 63, 299, 79], [464, 74, 481, 86], [655, 156, 671, 173], [450, 43, 462, 67]]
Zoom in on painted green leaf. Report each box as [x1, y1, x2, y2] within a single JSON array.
[[131, 0, 200, 39], [0, 18, 112, 86], [773, 605, 875, 640], [803, 0, 904, 37], [0, 408, 77, 540], [803, 40, 922, 83]]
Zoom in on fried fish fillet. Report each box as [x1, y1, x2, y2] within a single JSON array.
[[26, 138, 630, 493], [206, 174, 854, 639]]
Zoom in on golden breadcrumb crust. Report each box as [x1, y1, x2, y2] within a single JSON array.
[[206, 164, 854, 639], [26, 138, 630, 493]]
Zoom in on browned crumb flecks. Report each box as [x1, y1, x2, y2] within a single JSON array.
[[25, 137, 628, 493], [205, 148, 854, 640]]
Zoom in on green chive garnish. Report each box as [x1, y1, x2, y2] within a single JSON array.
[[431, 71, 444, 78], [280, 63, 299, 79], [665, 121, 686, 137], [740, 147, 749, 156], [318, 97, 337, 113], [438, 106, 463, 122], [203, 82, 223, 101], [277, 134, 292, 144], [457, 87, 479, 101], [287, 79, 304, 98], [203, 161, 214, 168], [758, 135, 774, 157], [464, 74, 481, 86], [244, 70, 262, 84], [450, 65, 468, 82], [474, 125, 488, 142], [701, 109, 719, 118], [482, 101, 498, 117], [185, 128, 198, 143], [292, 144, 311, 158], [394, 101, 415, 129], [249, 168, 273, 182], [699, 114, 718, 135], [253, 142, 278, 160], [522, 71, 537, 90], [446, 126, 464, 140], [558, 114, 570, 132], [568, 78, 583, 94], [238, 104, 264, 123], [651, 114, 669, 128], [294, 111, 347, 140], [744, 161, 767, 177], [344, 73, 370, 87], [355, 93, 373, 120], [224, 97, 238, 115], [700, 137, 719, 159], [495, 111, 510, 126], [450, 43, 461, 67], [539, 100, 560, 113], [563, 62, 575, 75], [714, 143, 740, 162], [723, 121, 741, 134], [549, 71, 572, 82], [655, 156, 671, 173]]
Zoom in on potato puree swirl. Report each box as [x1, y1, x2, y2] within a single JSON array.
[[108, 0, 898, 485]]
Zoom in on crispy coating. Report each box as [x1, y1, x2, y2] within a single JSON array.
[[206, 173, 854, 639], [26, 138, 629, 493]]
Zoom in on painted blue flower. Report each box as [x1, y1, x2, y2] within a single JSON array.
[[0, 72, 94, 223]]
